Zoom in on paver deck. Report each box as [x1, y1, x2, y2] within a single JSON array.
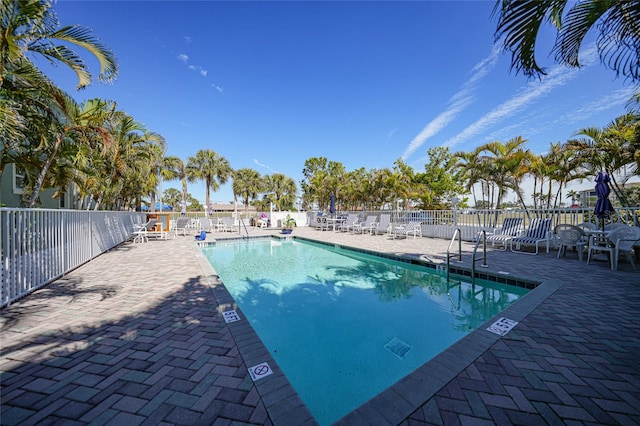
[[1, 225, 639, 425]]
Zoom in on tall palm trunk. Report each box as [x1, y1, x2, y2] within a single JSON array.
[[28, 135, 62, 207]]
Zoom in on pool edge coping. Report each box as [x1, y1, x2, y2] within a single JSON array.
[[194, 236, 561, 425]]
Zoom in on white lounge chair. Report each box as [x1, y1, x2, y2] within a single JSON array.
[[198, 217, 213, 232], [391, 221, 422, 239], [510, 218, 553, 255], [132, 218, 158, 243], [218, 217, 236, 232], [352, 215, 377, 234], [373, 214, 391, 236], [485, 217, 523, 250], [337, 214, 359, 232]]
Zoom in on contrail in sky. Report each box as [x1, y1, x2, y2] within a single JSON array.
[[443, 46, 599, 149], [401, 44, 500, 160]]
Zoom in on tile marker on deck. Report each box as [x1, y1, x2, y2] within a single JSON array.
[[249, 362, 273, 381], [486, 317, 518, 336]]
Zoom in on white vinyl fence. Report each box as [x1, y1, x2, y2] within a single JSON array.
[[1, 209, 144, 308], [315, 207, 640, 241]]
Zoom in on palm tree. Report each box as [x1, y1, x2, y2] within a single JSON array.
[[476, 136, 530, 220], [28, 96, 116, 207], [186, 149, 232, 211], [162, 187, 182, 210], [566, 189, 581, 206], [493, 0, 640, 84], [162, 156, 190, 205], [1, 0, 118, 205], [232, 168, 263, 214], [568, 113, 640, 206], [265, 173, 297, 211], [1, 0, 118, 90], [454, 149, 483, 210], [66, 106, 164, 210]]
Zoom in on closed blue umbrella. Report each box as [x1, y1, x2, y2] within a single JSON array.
[[593, 172, 615, 231], [330, 194, 336, 216]]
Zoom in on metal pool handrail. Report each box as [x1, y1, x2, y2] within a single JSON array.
[[446, 228, 463, 283], [472, 230, 489, 279]]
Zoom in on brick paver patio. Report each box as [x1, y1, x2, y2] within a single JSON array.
[[1, 225, 639, 425]]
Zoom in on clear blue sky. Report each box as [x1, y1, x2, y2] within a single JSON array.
[[47, 1, 635, 205]]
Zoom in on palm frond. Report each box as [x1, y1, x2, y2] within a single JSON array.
[[553, 0, 612, 68], [596, 0, 640, 83], [51, 25, 118, 84], [493, 0, 569, 79]]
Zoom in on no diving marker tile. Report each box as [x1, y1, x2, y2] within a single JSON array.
[[222, 310, 241, 323], [487, 317, 518, 336], [249, 362, 273, 381]]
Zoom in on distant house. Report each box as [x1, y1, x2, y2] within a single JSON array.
[[209, 203, 257, 214], [578, 181, 640, 208]]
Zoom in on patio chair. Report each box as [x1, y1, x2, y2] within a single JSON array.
[[352, 215, 377, 234], [173, 217, 192, 236], [373, 214, 392, 236], [485, 217, 523, 250], [391, 221, 422, 239], [555, 224, 587, 261], [132, 218, 158, 243], [195, 230, 206, 241], [198, 217, 213, 232], [337, 214, 359, 232], [611, 226, 640, 270], [218, 217, 236, 232], [510, 218, 553, 255], [586, 227, 618, 269], [606, 222, 628, 231], [577, 222, 597, 231]]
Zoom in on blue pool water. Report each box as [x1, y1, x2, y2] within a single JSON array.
[[200, 238, 529, 425]]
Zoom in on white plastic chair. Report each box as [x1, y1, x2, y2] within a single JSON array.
[[555, 224, 587, 261], [587, 228, 618, 269], [611, 226, 640, 270]]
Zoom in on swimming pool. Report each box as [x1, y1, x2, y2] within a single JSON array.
[[200, 237, 530, 425]]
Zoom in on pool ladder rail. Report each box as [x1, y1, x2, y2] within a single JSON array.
[[239, 218, 250, 239], [445, 228, 488, 284]]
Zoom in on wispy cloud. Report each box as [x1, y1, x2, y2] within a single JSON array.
[[385, 128, 397, 144], [443, 46, 599, 149], [178, 53, 214, 83], [401, 44, 500, 160], [254, 159, 278, 173], [212, 84, 224, 94], [187, 64, 208, 77], [183, 36, 194, 45], [556, 87, 637, 124]]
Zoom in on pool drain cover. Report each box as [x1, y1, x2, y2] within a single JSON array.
[[385, 337, 412, 358]]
